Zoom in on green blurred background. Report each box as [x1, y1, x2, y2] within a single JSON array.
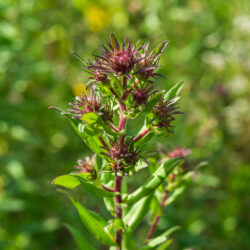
[[1, 0, 249, 249]]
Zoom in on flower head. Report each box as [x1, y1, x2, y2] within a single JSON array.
[[101, 135, 141, 171], [169, 146, 191, 158], [135, 41, 169, 80], [132, 82, 157, 107], [88, 33, 143, 78], [152, 99, 183, 134], [87, 59, 109, 84], [68, 93, 112, 121], [73, 156, 97, 180]]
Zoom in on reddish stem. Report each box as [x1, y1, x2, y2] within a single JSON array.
[[99, 136, 108, 148], [114, 175, 123, 249], [146, 191, 169, 241], [123, 76, 127, 87], [102, 185, 115, 192], [134, 128, 151, 142], [119, 101, 126, 131], [110, 87, 120, 99], [108, 123, 120, 133]]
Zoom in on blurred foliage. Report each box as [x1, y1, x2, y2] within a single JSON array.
[[0, 0, 249, 249]]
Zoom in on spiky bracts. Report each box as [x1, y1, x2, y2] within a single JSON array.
[[132, 82, 157, 107], [72, 156, 97, 180], [88, 33, 143, 78], [135, 40, 169, 80], [151, 99, 183, 134], [68, 93, 112, 121], [101, 135, 141, 172]]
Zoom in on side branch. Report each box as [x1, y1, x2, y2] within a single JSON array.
[[146, 190, 169, 241], [119, 101, 126, 131], [134, 128, 151, 142]]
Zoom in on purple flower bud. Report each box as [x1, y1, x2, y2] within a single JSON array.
[[100, 135, 141, 172], [73, 156, 97, 180], [68, 93, 112, 121], [152, 99, 183, 134], [88, 33, 143, 78]]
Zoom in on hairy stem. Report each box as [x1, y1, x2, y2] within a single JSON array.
[[147, 190, 169, 241], [134, 128, 151, 142], [114, 175, 123, 249]]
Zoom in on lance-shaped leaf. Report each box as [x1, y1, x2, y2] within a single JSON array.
[[73, 175, 118, 198], [110, 32, 120, 50], [141, 226, 180, 250], [53, 175, 80, 189], [165, 185, 186, 206], [124, 158, 181, 205], [124, 194, 153, 232], [60, 190, 116, 246], [150, 40, 169, 61], [48, 107, 103, 154], [64, 223, 94, 250], [78, 123, 103, 154], [164, 82, 184, 102], [101, 173, 116, 216], [82, 112, 123, 136], [81, 112, 103, 131], [53, 174, 117, 197], [134, 125, 154, 149], [124, 159, 149, 176], [142, 92, 163, 115]]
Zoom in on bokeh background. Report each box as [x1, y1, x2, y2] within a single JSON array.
[[1, 0, 249, 249]]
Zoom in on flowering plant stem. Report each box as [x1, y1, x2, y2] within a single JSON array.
[[114, 175, 123, 249], [51, 33, 193, 249]]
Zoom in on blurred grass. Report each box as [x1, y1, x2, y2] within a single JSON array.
[[0, 0, 249, 249]]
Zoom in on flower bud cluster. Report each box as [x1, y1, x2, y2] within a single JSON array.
[[68, 33, 183, 173]]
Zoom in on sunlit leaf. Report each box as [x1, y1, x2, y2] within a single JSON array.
[[164, 82, 184, 102], [64, 223, 94, 250], [53, 175, 80, 189], [141, 226, 180, 249], [125, 158, 181, 204], [60, 190, 116, 246], [124, 194, 153, 232]]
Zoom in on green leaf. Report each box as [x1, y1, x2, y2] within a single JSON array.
[[82, 112, 123, 136], [81, 112, 102, 129], [113, 218, 125, 231], [165, 186, 186, 206], [78, 124, 103, 154], [134, 125, 154, 149], [101, 173, 116, 216], [124, 158, 181, 205], [141, 226, 180, 249], [61, 190, 116, 246], [110, 33, 120, 50], [150, 40, 169, 61], [74, 175, 118, 198], [64, 223, 94, 250], [122, 232, 138, 250], [142, 92, 163, 114], [164, 82, 184, 102], [49, 107, 103, 154], [124, 159, 149, 176], [124, 194, 153, 232], [53, 175, 80, 189]]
